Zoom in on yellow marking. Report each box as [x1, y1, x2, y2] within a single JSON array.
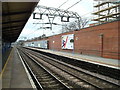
[[0, 48, 13, 78]]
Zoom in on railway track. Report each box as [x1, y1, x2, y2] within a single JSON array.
[[27, 47, 120, 80], [18, 49, 70, 90], [18, 47, 120, 89]]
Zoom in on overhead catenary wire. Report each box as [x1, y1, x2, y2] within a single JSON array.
[[22, 0, 83, 40], [23, 20, 41, 36], [58, 0, 70, 8], [36, 0, 70, 16], [24, 18, 52, 40], [19, 20, 40, 40], [52, 0, 70, 15], [66, 0, 82, 10], [35, 0, 71, 32], [21, 0, 69, 40]]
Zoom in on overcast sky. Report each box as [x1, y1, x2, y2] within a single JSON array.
[[18, 0, 96, 41]]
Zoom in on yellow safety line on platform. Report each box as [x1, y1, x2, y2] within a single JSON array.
[[0, 48, 14, 78]]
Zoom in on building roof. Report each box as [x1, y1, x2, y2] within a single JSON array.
[[2, 2, 39, 42]]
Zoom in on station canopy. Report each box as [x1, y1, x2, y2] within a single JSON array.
[[2, 2, 39, 42]]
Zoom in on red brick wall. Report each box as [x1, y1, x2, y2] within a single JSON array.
[[74, 21, 119, 59], [48, 21, 119, 59], [49, 35, 61, 51]]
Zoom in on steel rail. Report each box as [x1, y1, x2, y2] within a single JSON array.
[[18, 49, 44, 90], [21, 48, 102, 89], [23, 47, 120, 89], [18, 48, 71, 90]]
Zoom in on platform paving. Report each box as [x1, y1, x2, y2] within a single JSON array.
[[28, 47, 120, 69], [2, 47, 33, 89]]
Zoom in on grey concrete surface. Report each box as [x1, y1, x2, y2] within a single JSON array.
[[2, 47, 32, 88], [28, 47, 120, 69]]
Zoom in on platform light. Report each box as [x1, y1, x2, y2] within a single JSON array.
[[33, 13, 42, 19]]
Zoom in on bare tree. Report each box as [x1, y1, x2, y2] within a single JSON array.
[[42, 34, 46, 38], [61, 17, 90, 33], [80, 18, 90, 28]]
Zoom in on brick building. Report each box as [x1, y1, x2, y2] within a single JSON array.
[[48, 20, 120, 59]]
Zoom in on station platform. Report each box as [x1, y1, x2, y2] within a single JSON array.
[[26, 47, 120, 70], [1, 47, 34, 89]]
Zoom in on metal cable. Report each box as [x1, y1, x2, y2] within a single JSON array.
[[66, 0, 82, 10]]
